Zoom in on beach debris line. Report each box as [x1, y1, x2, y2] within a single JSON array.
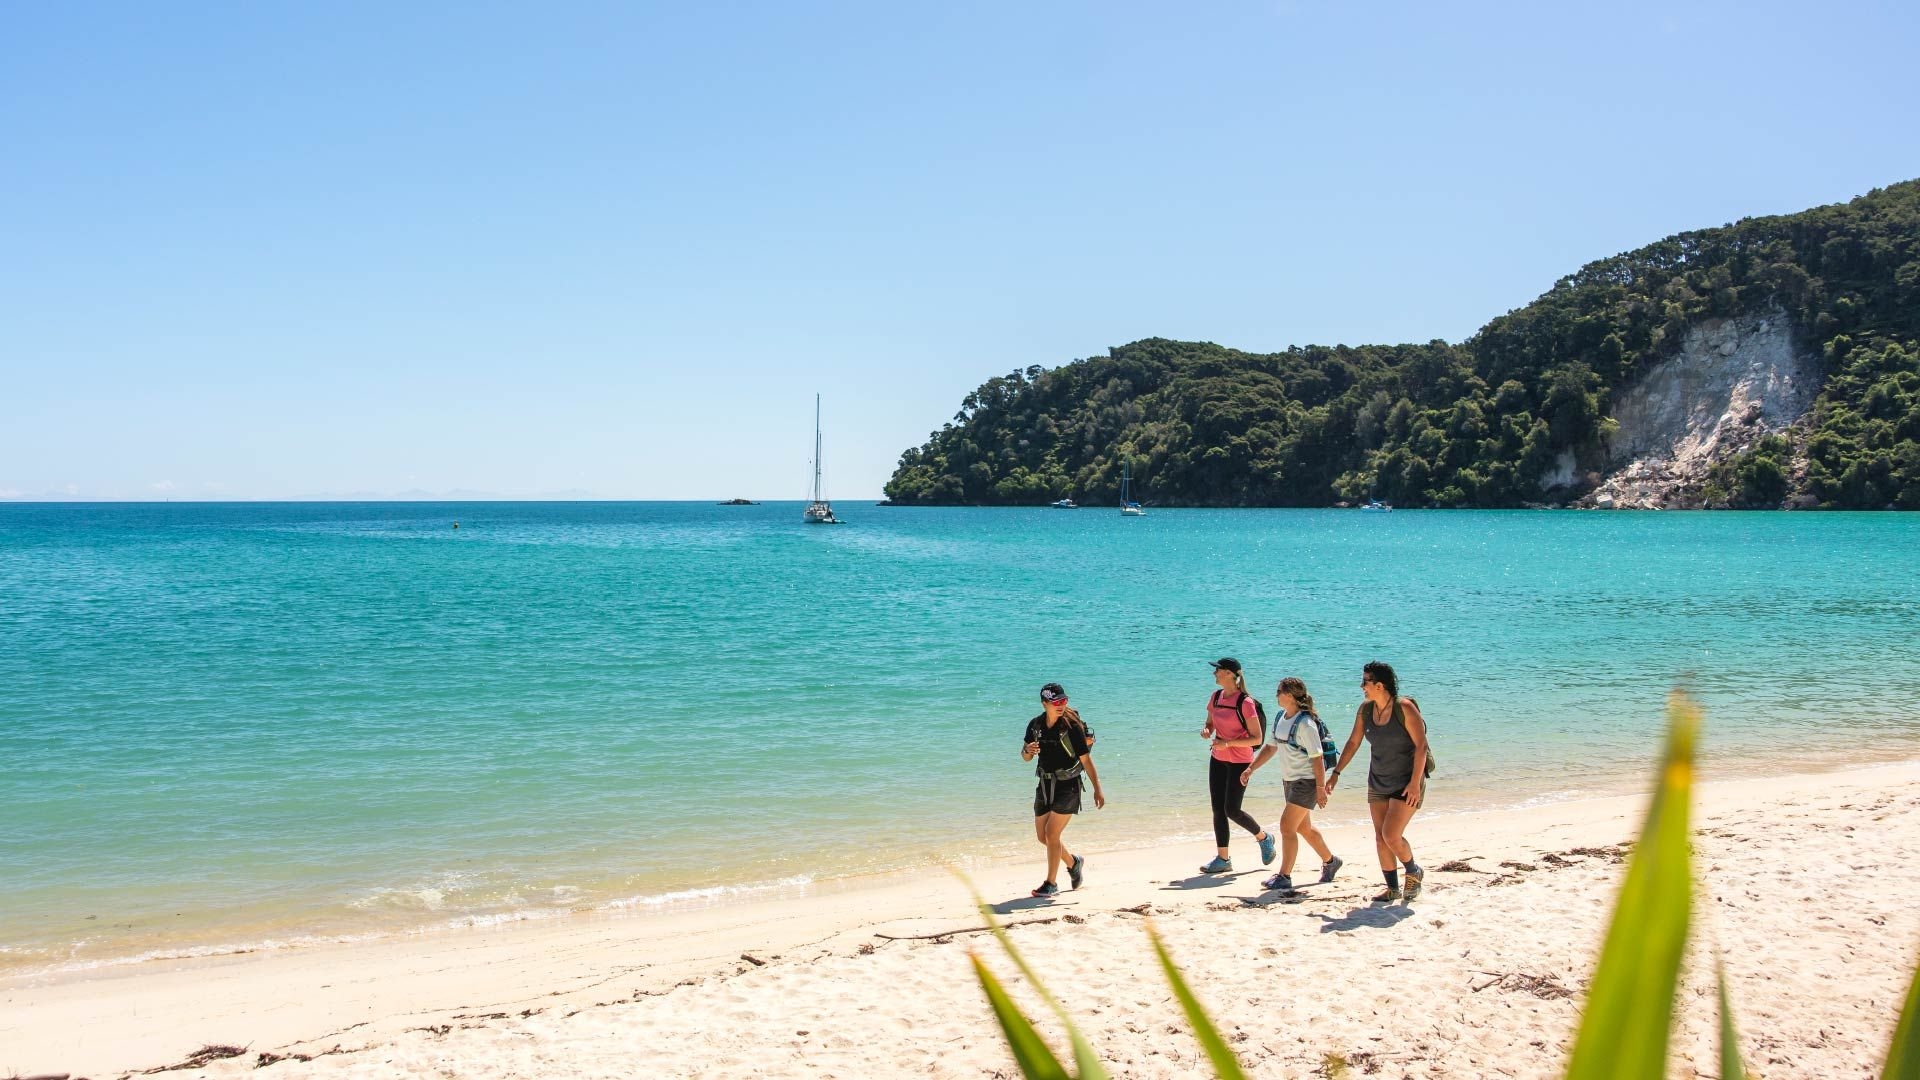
[[873, 916, 1059, 941], [139, 1044, 249, 1073], [1469, 971, 1578, 999]]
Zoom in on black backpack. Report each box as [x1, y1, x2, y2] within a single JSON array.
[[1211, 690, 1268, 748]]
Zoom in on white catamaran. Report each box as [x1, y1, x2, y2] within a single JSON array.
[[803, 394, 842, 525], [1120, 461, 1145, 515]]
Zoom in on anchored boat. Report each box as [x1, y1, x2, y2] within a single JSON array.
[[1120, 461, 1144, 516], [803, 395, 842, 525]]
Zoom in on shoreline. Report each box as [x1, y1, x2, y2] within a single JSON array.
[[8, 741, 1910, 985], [7, 758, 1916, 1079]]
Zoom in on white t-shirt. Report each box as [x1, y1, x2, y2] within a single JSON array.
[[1275, 711, 1323, 782]]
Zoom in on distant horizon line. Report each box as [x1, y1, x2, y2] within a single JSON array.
[[0, 496, 889, 504]]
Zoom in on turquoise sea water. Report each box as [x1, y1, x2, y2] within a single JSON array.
[[3, 502, 1918, 972]]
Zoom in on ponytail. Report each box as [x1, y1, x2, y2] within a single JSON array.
[[1277, 676, 1317, 719], [1060, 705, 1086, 733]]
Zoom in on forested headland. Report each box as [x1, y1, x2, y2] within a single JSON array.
[[883, 181, 1920, 509]]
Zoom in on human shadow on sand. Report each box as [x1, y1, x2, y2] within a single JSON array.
[[1313, 904, 1414, 933], [991, 896, 1080, 915], [1159, 872, 1261, 891]]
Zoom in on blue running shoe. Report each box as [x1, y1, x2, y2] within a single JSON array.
[[1068, 855, 1085, 890], [1262, 872, 1293, 891], [1319, 855, 1344, 884], [1199, 856, 1233, 874], [1258, 832, 1277, 866], [1031, 880, 1059, 898]]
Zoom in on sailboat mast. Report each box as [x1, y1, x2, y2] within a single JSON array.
[[813, 394, 824, 502]]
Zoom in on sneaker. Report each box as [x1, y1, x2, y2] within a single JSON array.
[[1319, 855, 1344, 884], [1261, 872, 1293, 891], [1371, 887, 1402, 903], [1403, 865, 1424, 901], [1199, 856, 1233, 874], [1031, 880, 1059, 898], [1067, 855, 1085, 890], [1258, 832, 1277, 866]]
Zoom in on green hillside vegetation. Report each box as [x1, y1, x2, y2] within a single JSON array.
[[884, 181, 1920, 509]]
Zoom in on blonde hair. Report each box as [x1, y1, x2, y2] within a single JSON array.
[[1277, 676, 1316, 718]]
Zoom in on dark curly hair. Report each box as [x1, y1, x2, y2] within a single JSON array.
[[1362, 660, 1399, 700]]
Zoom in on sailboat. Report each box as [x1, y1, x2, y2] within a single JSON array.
[[803, 394, 842, 525], [1120, 460, 1145, 516]]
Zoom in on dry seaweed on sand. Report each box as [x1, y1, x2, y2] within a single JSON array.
[[141, 1045, 248, 1073], [1470, 971, 1578, 999]]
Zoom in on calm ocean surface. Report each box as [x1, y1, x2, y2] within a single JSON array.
[[3, 502, 1917, 972]]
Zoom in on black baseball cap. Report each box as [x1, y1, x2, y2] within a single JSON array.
[[1209, 658, 1242, 674], [1039, 683, 1068, 703]]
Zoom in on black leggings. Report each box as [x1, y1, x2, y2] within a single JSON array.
[[1208, 757, 1262, 848]]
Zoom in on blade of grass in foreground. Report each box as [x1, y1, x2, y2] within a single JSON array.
[[1716, 959, 1747, 1080], [1562, 689, 1700, 1080], [1885, 952, 1920, 1080], [971, 952, 1073, 1080], [1146, 921, 1250, 1080], [958, 875, 1110, 1080]]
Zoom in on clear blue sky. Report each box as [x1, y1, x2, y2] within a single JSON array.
[[5, 1, 1917, 500]]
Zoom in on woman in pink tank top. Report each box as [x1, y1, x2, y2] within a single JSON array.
[[1197, 658, 1274, 875]]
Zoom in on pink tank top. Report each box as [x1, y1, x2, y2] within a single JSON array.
[[1209, 692, 1257, 763]]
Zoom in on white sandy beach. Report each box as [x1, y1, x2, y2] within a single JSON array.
[[4, 762, 1913, 1080]]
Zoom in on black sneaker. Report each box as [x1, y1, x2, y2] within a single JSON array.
[[1031, 880, 1059, 898], [1261, 872, 1293, 891], [1067, 855, 1085, 890]]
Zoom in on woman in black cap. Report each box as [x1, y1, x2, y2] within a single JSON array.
[[1022, 683, 1104, 898], [1198, 658, 1274, 875]]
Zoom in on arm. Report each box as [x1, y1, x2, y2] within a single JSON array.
[[1326, 711, 1365, 794], [1242, 743, 1278, 785], [1021, 726, 1039, 762], [1311, 753, 1329, 807], [1400, 699, 1429, 806], [1079, 752, 1105, 808]]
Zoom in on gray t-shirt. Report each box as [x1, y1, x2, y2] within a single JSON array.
[[1275, 711, 1322, 782]]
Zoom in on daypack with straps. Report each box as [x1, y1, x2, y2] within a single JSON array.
[[1285, 711, 1340, 773], [1210, 689, 1268, 748], [1035, 719, 1095, 781]]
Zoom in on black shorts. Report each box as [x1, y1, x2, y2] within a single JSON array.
[[1284, 779, 1317, 809], [1034, 776, 1083, 816], [1368, 787, 1420, 804]]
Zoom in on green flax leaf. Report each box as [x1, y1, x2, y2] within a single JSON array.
[[1884, 951, 1920, 1080], [1563, 689, 1699, 1080], [1146, 921, 1250, 1080], [956, 874, 1110, 1080], [971, 952, 1073, 1080], [1716, 958, 1746, 1080]]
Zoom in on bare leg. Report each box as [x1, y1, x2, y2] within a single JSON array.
[[1382, 798, 1418, 867], [1297, 814, 1333, 863], [1279, 804, 1307, 876], [1369, 799, 1394, 872], [1044, 813, 1075, 884]]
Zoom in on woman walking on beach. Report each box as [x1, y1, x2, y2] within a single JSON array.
[[1328, 661, 1429, 902], [1198, 658, 1275, 875], [1023, 683, 1104, 898], [1241, 677, 1341, 892]]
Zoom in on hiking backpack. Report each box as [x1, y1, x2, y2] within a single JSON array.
[[1211, 690, 1268, 748], [1286, 712, 1340, 772]]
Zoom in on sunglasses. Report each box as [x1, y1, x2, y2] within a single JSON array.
[[1042, 696, 1069, 706]]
